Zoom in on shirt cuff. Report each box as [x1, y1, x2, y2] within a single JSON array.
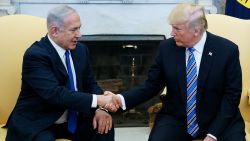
[[207, 133, 217, 140], [91, 94, 97, 108], [117, 94, 126, 110]]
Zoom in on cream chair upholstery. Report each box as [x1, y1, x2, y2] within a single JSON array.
[[206, 14, 250, 140], [0, 15, 70, 141]]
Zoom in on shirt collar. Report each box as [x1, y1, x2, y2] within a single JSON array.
[[192, 31, 207, 54], [48, 35, 66, 59]]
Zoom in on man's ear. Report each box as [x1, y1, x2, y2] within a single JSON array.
[[49, 26, 59, 37], [194, 27, 201, 36]]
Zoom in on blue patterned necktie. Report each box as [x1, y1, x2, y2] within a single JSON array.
[[65, 50, 77, 134], [186, 48, 199, 137]]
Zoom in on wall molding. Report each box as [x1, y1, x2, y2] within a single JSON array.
[[0, 0, 15, 15], [14, 0, 195, 4], [13, 0, 216, 13], [198, 0, 217, 13]]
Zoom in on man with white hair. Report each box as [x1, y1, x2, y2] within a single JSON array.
[[6, 5, 114, 141], [108, 3, 245, 141]]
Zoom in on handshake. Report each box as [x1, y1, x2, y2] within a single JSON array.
[[96, 91, 123, 112]]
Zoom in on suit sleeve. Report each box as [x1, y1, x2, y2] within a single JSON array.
[[208, 45, 242, 137], [122, 43, 166, 109], [22, 46, 93, 115]]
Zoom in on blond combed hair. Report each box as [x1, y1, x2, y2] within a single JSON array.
[[168, 3, 207, 31]]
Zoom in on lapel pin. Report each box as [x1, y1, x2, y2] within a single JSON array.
[[208, 52, 213, 56]]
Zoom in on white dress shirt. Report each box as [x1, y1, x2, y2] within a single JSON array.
[[185, 32, 206, 74]]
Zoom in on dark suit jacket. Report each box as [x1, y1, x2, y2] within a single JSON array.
[[6, 36, 102, 141], [122, 32, 244, 138]]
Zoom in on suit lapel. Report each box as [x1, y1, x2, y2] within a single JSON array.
[[197, 32, 215, 103], [175, 32, 215, 105], [43, 36, 68, 77], [176, 46, 187, 105], [70, 46, 81, 89]]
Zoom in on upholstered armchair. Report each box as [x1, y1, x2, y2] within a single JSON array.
[[0, 15, 70, 141], [206, 14, 250, 140]]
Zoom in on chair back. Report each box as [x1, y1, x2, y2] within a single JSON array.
[[0, 14, 46, 124], [206, 14, 250, 122]]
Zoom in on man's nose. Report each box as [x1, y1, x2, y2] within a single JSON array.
[[170, 30, 176, 37], [76, 29, 81, 38]]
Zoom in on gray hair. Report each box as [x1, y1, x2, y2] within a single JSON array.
[[47, 5, 76, 30], [168, 3, 207, 31]]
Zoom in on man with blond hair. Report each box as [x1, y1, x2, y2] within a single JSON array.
[[108, 3, 245, 141]]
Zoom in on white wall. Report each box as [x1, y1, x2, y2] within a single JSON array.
[[11, 0, 216, 37], [18, 3, 178, 37], [0, 0, 15, 16]]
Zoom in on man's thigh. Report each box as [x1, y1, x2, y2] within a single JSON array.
[[93, 127, 115, 141], [74, 117, 114, 141], [51, 123, 73, 140], [219, 118, 245, 141], [220, 132, 246, 141], [148, 123, 189, 141], [34, 123, 73, 141], [148, 114, 191, 141], [33, 129, 55, 141]]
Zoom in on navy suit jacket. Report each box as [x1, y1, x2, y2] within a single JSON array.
[[6, 36, 102, 141], [122, 32, 244, 138]]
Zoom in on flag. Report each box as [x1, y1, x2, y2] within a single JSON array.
[[225, 0, 250, 19]]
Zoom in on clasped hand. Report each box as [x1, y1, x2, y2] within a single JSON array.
[[97, 91, 122, 112], [93, 91, 123, 134], [93, 91, 120, 134]]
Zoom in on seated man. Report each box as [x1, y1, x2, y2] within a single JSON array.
[[6, 5, 114, 141], [107, 3, 246, 141]]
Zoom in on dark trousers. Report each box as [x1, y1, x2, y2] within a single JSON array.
[[148, 115, 245, 141], [33, 118, 114, 141]]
